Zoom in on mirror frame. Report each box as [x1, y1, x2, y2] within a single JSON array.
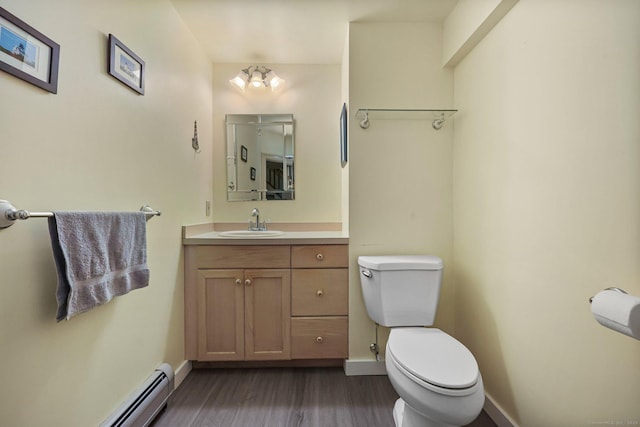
[[225, 114, 295, 202]]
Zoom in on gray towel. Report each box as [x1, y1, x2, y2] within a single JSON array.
[[48, 212, 150, 321]]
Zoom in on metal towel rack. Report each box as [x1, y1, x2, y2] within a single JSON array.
[[0, 199, 161, 229]]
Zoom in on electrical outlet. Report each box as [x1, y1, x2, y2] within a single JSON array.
[[205, 200, 211, 216]]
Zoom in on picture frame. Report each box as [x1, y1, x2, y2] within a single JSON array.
[[340, 103, 348, 167], [108, 34, 145, 95], [250, 167, 256, 181], [241, 145, 248, 162], [0, 7, 60, 94]]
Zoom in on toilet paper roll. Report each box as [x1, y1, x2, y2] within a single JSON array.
[[591, 290, 640, 340]]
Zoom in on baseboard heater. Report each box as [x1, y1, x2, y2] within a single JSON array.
[[101, 363, 175, 427]]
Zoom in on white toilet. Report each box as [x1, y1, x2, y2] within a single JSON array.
[[358, 255, 485, 427]]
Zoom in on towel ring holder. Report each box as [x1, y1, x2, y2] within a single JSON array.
[[0, 199, 161, 229]]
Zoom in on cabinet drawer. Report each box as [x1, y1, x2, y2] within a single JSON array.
[[291, 245, 348, 268], [192, 245, 290, 269], [292, 269, 348, 316], [291, 317, 348, 359]]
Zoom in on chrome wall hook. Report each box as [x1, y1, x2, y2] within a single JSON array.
[[432, 114, 445, 130], [192, 120, 200, 153], [359, 111, 370, 129]]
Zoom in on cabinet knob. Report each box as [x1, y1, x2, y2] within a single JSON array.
[[316, 290, 324, 297], [245, 279, 252, 286], [235, 279, 242, 286], [316, 336, 324, 344], [316, 253, 324, 261]]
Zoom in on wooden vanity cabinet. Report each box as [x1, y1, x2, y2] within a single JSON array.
[[197, 268, 290, 361], [185, 245, 291, 362], [185, 243, 348, 363]]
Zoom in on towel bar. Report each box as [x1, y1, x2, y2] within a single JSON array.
[[0, 199, 161, 229]]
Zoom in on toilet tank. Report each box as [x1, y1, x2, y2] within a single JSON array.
[[358, 255, 444, 327]]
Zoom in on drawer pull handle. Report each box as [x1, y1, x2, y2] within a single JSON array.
[[316, 290, 324, 297], [316, 336, 324, 344], [316, 253, 324, 261], [245, 279, 252, 286], [235, 279, 242, 286]]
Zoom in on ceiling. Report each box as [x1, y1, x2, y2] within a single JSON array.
[[170, 0, 458, 64]]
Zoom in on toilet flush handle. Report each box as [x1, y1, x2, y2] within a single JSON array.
[[361, 269, 372, 279]]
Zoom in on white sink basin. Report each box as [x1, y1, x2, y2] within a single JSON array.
[[218, 230, 284, 238]]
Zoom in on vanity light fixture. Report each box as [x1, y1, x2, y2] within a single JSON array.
[[229, 65, 285, 92]]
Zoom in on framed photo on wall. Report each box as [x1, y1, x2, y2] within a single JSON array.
[[0, 7, 60, 94], [108, 34, 145, 95], [340, 103, 348, 167], [241, 145, 248, 162], [250, 167, 256, 181]]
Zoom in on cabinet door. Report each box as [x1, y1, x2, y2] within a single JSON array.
[[244, 269, 291, 360], [197, 270, 244, 361]]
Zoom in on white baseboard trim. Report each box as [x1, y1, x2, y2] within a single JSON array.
[[173, 360, 192, 390], [484, 392, 519, 427], [344, 359, 387, 376]]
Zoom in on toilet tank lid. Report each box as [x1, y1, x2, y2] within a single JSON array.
[[358, 255, 443, 271]]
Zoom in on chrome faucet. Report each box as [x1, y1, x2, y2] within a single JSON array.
[[249, 208, 267, 231]]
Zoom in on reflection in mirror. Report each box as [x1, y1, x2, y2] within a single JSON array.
[[226, 114, 294, 201]]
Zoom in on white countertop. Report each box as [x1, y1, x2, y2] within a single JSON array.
[[183, 230, 349, 245]]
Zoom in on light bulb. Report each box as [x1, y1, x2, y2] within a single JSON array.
[[249, 69, 263, 88], [267, 72, 285, 91], [229, 74, 247, 91]]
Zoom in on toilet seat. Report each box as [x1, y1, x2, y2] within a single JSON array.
[[387, 328, 479, 395]]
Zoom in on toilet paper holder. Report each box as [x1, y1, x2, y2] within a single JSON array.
[[589, 287, 628, 304]]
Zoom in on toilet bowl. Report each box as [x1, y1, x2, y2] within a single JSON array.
[[385, 328, 485, 427], [357, 255, 485, 427]]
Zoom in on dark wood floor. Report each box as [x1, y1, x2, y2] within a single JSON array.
[[151, 367, 497, 427]]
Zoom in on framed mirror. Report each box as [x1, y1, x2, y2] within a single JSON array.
[[226, 114, 295, 201]]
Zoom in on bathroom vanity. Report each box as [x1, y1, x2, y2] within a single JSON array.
[[183, 225, 349, 364]]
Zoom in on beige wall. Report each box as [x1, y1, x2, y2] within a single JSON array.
[[443, 0, 518, 67], [443, 0, 502, 65], [0, 0, 212, 426], [3, 1, 638, 425], [348, 22, 455, 360], [453, 0, 640, 425], [210, 63, 343, 224], [341, 29, 350, 233]]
